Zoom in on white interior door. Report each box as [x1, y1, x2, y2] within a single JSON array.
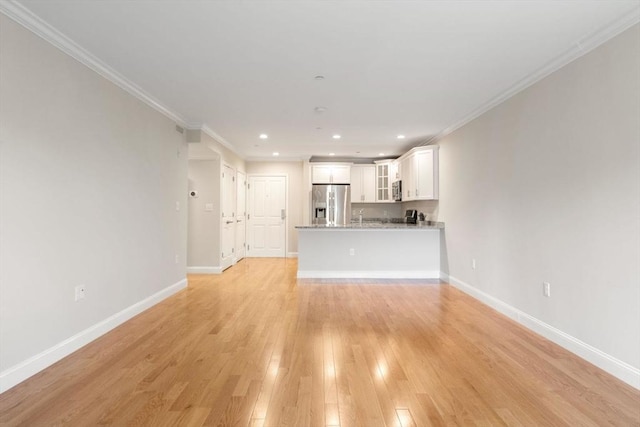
[[247, 176, 286, 257], [235, 171, 246, 261], [221, 164, 236, 270]]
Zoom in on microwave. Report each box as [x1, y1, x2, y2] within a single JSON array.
[[392, 181, 402, 201]]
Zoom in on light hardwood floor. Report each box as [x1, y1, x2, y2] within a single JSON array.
[[0, 258, 638, 426]]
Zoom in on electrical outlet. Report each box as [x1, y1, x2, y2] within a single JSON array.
[[472, 258, 476, 270], [543, 282, 551, 297], [74, 285, 85, 301], [349, 248, 355, 256], [175, 201, 180, 211], [175, 254, 179, 264]]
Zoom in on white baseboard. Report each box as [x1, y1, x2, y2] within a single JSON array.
[[297, 270, 440, 279], [187, 266, 222, 274], [445, 273, 640, 390], [0, 278, 188, 394], [287, 252, 298, 258]]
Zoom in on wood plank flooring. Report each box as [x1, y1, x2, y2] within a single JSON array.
[[0, 258, 638, 426]]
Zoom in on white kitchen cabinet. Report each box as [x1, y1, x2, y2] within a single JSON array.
[[374, 160, 393, 202], [414, 149, 436, 199], [399, 146, 439, 201], [351, 165, 376, 203], [390, 160, 400, 182], [311, 163, 351, 184], [400, 155, 414, 201], [331, 165, 351, 183]]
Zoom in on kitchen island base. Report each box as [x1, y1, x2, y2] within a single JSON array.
[[296, 226, 442, 279]]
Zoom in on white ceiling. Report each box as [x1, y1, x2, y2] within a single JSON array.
[[7, 0, 640, 160]]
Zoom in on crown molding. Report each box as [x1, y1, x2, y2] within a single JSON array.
[[4, 0, 637, 158], [424, 5, 640, 145], [0, 0, 190, 128], [200, 125, 243, 157], [245, 156, 309, 162], [0, 1, 244, 159]]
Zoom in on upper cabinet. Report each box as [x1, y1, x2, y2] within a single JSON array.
[[390, 160, 400, 182], [374, 160, 393, 202], [309, 147, 438, 202], [400, 155, 414, 201], [311, 163, 351, 184], [351, 165, 376, 203], [399, 146, 439, 201]]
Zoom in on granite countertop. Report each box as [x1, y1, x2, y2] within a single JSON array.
[[296, 221, 444, 230]]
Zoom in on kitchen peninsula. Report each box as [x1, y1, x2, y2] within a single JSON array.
[[295, 222, 444, 279]]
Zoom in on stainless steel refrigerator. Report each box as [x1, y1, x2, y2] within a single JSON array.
[[311, 184, 351, 225]]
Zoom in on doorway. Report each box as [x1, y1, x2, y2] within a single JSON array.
[[221, 164, 236, 270], [247, 175, 286, 257], [235, 170, 247, 262]]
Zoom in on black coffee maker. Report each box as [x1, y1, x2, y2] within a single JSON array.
[[405, 209, 417, 224]]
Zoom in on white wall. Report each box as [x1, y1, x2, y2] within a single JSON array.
[[199, 131, 245, 172], [186, 130, 245, 271], [0, 15, 188, 391], [246, 161, 304, 255], [438, 24, 639, 382], [187, 160, 220, 270]]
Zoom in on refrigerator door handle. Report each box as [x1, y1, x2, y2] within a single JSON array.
[[328, 200, 334, 224]]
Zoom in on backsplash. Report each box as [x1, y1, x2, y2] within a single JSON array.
[[351, 200, 438, 221], [402, 200, 439, 221], [350, 203, 402, 220]]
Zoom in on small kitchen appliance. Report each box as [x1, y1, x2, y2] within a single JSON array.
[[405, 209, 417, 224]]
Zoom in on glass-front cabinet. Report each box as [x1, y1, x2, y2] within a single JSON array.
[[374, 160, 393, 202]]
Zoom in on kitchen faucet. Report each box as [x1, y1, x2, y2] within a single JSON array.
[[358, 209, 364, 225]]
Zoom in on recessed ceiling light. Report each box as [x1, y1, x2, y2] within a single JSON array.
[[329, 152, 335, 156], [259, 134, 268, 139], [378, 153, 385, 156], [316, 127, 322, 130], [272, 152, 279, 156], [314, 106, 327, 114], [397, 135, 405, 139], [332, 134, 341, 139], [314, 75, 325, 80]]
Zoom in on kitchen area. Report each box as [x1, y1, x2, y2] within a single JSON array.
[[296, 145, 445, 279]]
